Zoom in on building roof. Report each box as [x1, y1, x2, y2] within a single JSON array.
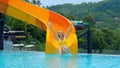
[[4, 25, 10, 31], [71, 20, 84, 30], [71, 20, 83, 25]]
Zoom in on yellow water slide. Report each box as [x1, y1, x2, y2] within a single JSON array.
[[0, 0, 78, 54]]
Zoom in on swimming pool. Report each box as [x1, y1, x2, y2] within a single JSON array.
[[0, 51, 120, 68]]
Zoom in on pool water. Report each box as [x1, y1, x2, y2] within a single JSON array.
[[0, 51, 120, 68]]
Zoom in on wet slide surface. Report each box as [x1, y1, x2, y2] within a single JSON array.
[[0, 0, 78, 54]]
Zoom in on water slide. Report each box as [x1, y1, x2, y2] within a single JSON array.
[[0, 0, 78, 54]]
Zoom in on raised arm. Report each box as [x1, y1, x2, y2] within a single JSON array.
[[48, 22, 59, 41], [65, 24, 72, 39]]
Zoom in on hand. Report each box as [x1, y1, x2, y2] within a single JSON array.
[[48, 22, 52, 26]]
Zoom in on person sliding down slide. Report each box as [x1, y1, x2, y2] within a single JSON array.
[[48, 22, 72, 55]]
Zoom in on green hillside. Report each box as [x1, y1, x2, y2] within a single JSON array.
[[47, 0, 120, 30]]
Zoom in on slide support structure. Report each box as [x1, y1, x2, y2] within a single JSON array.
[[0, 13, 5, 50], [87, 29, 92, 53], [78, 29, 92, 53]]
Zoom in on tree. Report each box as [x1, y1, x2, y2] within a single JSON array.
[[82, 15, 96, 28], [91, 28, 106, 53], [24, 0, 30, 2], [24, 0, 41, 6]]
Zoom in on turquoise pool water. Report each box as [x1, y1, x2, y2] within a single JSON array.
[[0, 51, 120, 68]]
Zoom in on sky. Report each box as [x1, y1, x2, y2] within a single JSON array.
[[40, 0, 102, 7]]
